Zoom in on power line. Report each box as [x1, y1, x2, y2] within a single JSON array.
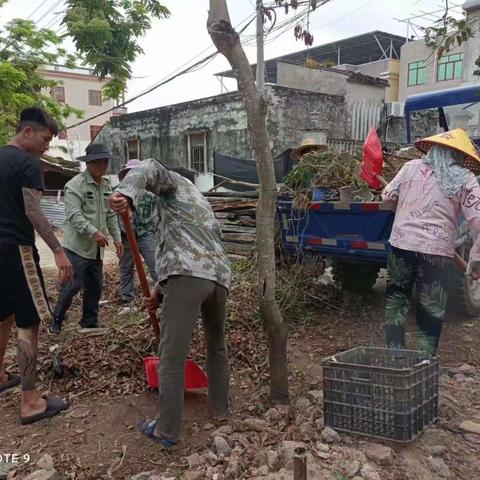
[[27, 0, 51, 20], [36, 0, 64, 26]]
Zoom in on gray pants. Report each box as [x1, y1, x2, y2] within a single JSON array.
[[155, 275, 230, 442], [53, 249, 103, 328], [119, 232, 158, 301]]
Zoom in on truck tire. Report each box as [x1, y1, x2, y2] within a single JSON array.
[[331, 259, 381, 294], [448, 243, 480, 317]]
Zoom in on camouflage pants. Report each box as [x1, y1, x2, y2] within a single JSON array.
[[385, 246, 452, 355]]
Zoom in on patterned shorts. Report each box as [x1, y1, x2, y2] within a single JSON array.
[[0, 244, 51, 328]]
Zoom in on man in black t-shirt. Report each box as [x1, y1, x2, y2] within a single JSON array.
[[0, 107, 73, 425]]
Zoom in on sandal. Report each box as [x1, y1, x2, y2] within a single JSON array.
[[138, 419, 178, 449], [0, 372, 20, 394], [20, 395, 69, 425]]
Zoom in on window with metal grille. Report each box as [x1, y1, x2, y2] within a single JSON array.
[[407, 61, 426, 86], [437, 53, 463, 81], [51, 86, 65, 102], [187, 132, 207, 173], [88, 89, 103, 106], [90, 125, 102, 140], [127, 139, 139, 160]]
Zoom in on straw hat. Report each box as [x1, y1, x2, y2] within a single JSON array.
[[415, 129, 480, 174], [291, 138, 327, 161]]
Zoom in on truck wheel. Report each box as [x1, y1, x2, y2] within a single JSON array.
[[448, 243, 480, 317], [331, 259, 381, 294]]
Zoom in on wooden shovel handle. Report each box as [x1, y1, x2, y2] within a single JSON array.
[[120, 211, 160, 346]]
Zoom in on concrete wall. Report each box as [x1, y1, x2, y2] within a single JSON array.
[[40, 66, 117, 160], [96, 85, 347, 190], [339, 59, 400, 102], [276, 61, 386, 103]]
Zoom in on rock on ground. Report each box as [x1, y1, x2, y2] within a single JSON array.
[[187, 453, 204, 469], [459, 420, 480, 435], [307, 390, 323, 405], [296, 397, 312, 411], [321, 427, 341, 444], [427, 457, 451, 479], [184, 473, 203, 480], [365, 443, 394, 466], [23, 471, 64, 480], [36, 455, 54, 471], [0, 462, 16, 480], [360, 463, 381, 480], [214, 436, 231, 457], [267, 450, 280, 471]]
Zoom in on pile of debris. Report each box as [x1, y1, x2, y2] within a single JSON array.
[[205, 192, 257, 260]]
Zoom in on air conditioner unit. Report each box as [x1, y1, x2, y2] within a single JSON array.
[[386, 102, 404, 118]]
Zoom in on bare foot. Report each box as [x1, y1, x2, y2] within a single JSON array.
[[21, 396, 47, 419]]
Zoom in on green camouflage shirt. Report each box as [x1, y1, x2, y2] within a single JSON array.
[[119, 191, 157, 238], [116, 159, 231, 289]]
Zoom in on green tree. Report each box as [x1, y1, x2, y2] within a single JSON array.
[[62, 0, 170, 99], [423, 4, 479, 75], [0, 15, 81, 145]]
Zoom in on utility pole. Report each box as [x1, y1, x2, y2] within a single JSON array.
[[256, 0, 265, 92]]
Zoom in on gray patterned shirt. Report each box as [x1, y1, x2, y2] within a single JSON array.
[[116, 159, 231, 289]]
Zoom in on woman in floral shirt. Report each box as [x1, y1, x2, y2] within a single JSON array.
[[382, 129, 480, 354]]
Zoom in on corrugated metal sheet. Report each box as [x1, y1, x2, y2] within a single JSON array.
[[41, 197, 65, 228]]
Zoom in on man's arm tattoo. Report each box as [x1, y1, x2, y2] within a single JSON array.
[[17, 338, 37, 391], [22, 188, 62, 253]]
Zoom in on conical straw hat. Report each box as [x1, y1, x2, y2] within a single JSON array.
[[415, 129, 480, 174], [291, 138, 327, 161]]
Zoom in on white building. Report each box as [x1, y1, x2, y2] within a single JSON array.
[[39, 64, 126, 161]]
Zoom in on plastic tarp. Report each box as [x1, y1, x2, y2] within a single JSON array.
[[213, 149, 293, 191]]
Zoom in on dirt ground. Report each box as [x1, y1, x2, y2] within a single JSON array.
[[1, 263, 480, 480]]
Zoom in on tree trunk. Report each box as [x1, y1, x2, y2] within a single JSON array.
[[207, 1, 289, 404]]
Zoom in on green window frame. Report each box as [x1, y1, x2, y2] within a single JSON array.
[[437, 53, 463, 81], [407, 61, 426, 86]]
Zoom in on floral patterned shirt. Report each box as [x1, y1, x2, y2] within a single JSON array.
[[382, 158, 480, 261]]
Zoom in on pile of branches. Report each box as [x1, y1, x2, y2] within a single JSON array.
[[283, 149, 361, 193], [383, 146, 423, 182]]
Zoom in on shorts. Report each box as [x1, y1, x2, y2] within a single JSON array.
[[0, 244, 51, 328]]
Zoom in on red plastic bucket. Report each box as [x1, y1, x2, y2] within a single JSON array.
[[143, 356, 208, 390]]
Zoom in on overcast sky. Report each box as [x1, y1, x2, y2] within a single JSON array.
[[0, 0, 464, 112]]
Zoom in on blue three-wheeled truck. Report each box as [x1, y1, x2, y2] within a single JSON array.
[[277, 85, 480, 317]]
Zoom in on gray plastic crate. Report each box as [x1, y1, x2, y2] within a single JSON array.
[[323, 346, 439, 442]]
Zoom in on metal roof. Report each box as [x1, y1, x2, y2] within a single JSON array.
[[217, 30, 406, 83], [404, 85, 480, 113]]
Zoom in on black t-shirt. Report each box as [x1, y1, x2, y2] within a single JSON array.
[[0, 145, 45, 246]]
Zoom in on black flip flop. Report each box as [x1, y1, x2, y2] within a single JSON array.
[[20, 396, 69, 425], [0, 372, 20, 394], [138, 419, 178, 449]]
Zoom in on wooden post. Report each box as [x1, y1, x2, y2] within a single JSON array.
[[294, 447, 307, 480]]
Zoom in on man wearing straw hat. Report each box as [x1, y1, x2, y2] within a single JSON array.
[[382, 129, 480, 355], [290, 131, 327, 161]]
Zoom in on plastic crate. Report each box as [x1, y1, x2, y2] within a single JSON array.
[[323, 346, 439, 443]]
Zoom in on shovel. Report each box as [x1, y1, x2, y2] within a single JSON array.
[[120, 211, 160, 347], [360, 128, 468, 273]]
